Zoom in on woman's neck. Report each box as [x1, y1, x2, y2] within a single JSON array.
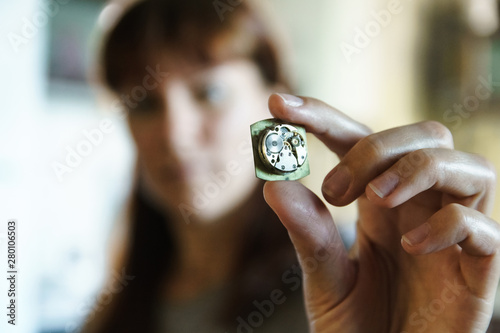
[[162, 202, 251, 302]]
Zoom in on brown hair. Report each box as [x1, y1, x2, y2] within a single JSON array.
[[99, 0, 290, 94], [84, 0, 297, 332]]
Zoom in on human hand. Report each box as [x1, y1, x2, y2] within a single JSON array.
[[264, 93, 500, 332]]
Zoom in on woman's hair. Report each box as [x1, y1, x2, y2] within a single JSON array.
[[84, 0, 298, 332], [99, 0, 290, 93]]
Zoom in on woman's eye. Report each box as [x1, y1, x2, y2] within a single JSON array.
[[193, 83, 229, 106]]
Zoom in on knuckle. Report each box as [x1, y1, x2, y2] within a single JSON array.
[[480, 156, 497, 184], [443, 203, 468, 224], [417, 149, 437, 170], [397, 149, 435, 179], [419, 121, 454, 147], [411, 148, 433, 166], [405, 149, 437, 170], [358, 134, 386, 160], [479, 156, 497, 195]]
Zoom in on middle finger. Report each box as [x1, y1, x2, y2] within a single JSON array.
[[322, 121, 454, 206]]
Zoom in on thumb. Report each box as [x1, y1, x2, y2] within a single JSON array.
[[263, 181, 356, 315]]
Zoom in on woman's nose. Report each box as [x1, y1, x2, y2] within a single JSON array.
[[162, 80, 203, 155]]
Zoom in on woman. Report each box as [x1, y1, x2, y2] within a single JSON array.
[[85, 0, 500, 332], [85, 0, 307, 332]]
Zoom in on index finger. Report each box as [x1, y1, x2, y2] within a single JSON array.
[[268, 93, 372, 157]]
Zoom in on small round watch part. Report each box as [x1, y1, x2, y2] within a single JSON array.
[[250, 119, 309, 181], [259, 124, 307, 173], [250, 118, 310, 181]]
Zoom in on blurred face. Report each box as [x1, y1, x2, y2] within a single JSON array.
[[124, 58, 273, 223]]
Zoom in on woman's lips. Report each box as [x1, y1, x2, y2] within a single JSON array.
[[157, 163, 208, 183]]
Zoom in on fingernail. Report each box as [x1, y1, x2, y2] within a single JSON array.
[[368, 172, 400, 199], [402, 223, 431, 246], [322, 166, 351, 199], [277, 93, 304, 107]]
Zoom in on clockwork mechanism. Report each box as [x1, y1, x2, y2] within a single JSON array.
[[250, 119, 310, 181]]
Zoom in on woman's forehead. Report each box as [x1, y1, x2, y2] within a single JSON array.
[[117, 56, 258, 94]]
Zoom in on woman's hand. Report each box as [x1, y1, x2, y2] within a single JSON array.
[[264, 93, 500, 332]]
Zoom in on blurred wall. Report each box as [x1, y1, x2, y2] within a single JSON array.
[[268, 0, 421, 227]]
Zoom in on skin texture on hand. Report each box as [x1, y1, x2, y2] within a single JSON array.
[[264, 93, 500, 333]]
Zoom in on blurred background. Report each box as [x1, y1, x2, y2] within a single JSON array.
[[0, 0, 499, 332]]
